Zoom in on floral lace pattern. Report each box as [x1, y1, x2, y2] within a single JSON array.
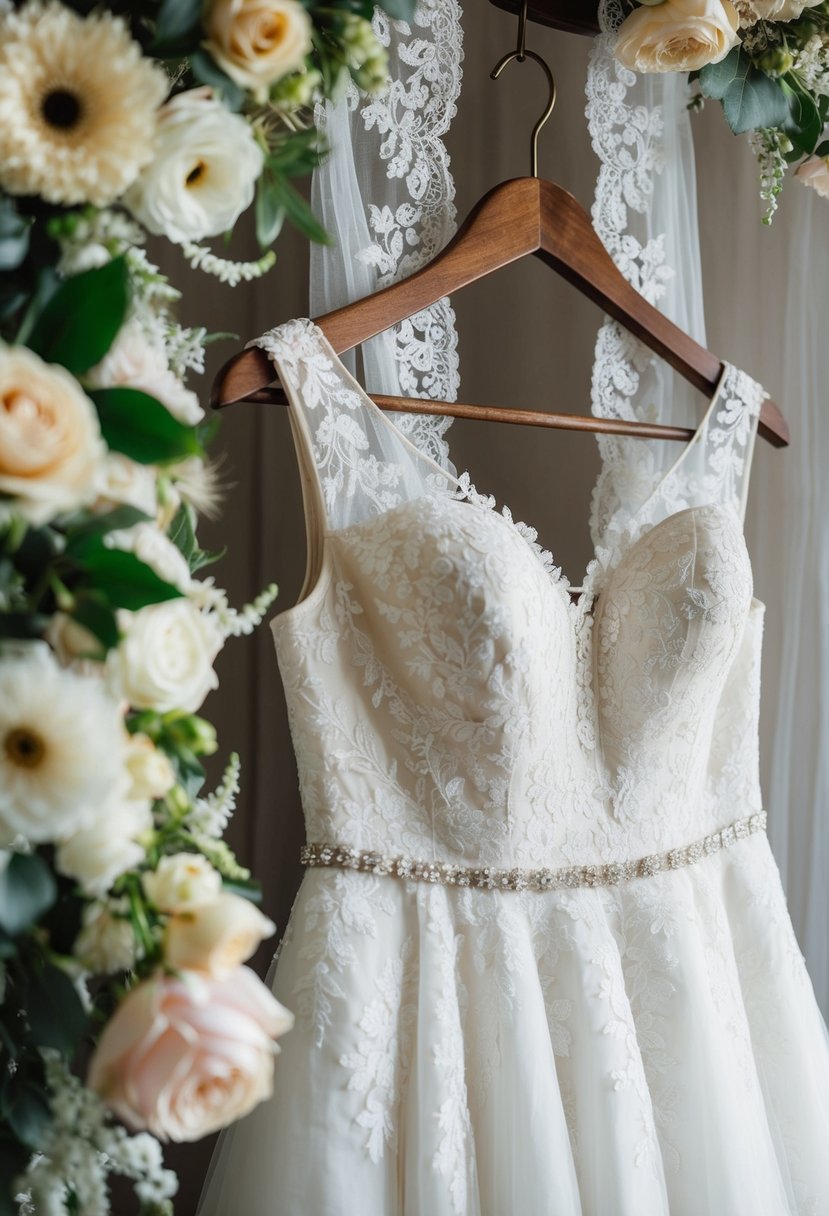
[[221, 321, 829, 1214]]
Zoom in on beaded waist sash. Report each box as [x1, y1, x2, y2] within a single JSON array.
[[301, 812, 767, 893]]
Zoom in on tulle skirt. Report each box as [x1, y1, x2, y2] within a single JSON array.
[[198, 833, 829, 1215]]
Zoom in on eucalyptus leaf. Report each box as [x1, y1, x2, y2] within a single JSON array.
[[90, 387, 203, 465], [0, 200, 32, 272], [256, 178, 286, 249], [189, 50, 246, 110], [698, 48, 788, 134], [0, 854, 57, 937], [784, 82, 823, 156], [153, 0, 203, 46], [27, 257, 130, 374], [73, 542, 183, 611], [26, 963, 87, 1054], [3, 1080, 51, 1150]]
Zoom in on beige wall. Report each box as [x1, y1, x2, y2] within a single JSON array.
[[161, 14, 796, 1209]]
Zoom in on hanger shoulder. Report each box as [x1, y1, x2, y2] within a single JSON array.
[[210, 179, 544, 407]]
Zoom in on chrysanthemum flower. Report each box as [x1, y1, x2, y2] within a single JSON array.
[[0, 2, 169, 206], [0, 645, 128, 845]]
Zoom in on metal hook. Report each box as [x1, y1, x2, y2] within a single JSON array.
[[490, 0, 557, 178]]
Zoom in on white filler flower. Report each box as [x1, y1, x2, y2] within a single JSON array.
[[0, 2, 168, 206], [124, 88, 264, 244], [0, 645, 127, 846]]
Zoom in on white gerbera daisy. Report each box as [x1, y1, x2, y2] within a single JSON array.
[[0, 3, 169, 206], [0, 645, 128, 846]]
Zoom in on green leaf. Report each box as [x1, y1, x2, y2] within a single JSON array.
[[189, 50, 246, 111], [64, 505, 151, 560], [256, 178, 286, 249], [0, 1138, 31, 1216], [0, 854, 57, 937], [267, 176, 332, 246], [68, 593, 120, 651], [73, 542, 183, 611], [3, 1080, 51, 1150], [0, 199, 32, 272], [0, 613, 49, 641], [13, 265, 59, 347], [168, 503, 198, 565], [698, 48, 789, 134], [783, 81, 823, 156], [27, 258, 130, 375], [90, 387, 203, 465], [26, 962, 87, 1054]]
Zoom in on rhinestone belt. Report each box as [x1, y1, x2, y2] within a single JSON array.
[[300, 812, 766, 893]]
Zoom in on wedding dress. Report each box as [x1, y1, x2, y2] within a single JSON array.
[[198, 319, 829, 1216]]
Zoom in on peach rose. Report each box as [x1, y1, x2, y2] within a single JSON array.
[[203, 0, 313, 100], [88, 966, 293, 1140], [164, 891, 275, 976], [796, 155, 829, 199], [615, 0, 740, 74], [0, 345, 106, 524]]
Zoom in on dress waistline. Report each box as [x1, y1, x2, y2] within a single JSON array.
[[300, 811, 767, 893]]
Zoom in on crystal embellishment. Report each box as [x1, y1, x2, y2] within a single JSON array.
[[300, 812, 767, 893]]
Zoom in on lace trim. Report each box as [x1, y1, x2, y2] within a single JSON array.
[[301, 812, 767, 892], [355, 0, 464, 469]]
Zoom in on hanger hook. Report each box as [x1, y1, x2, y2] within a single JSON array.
[[490, 0, 557, 178]]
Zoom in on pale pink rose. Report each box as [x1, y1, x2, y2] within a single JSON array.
[[796, 155, 829, 199], [88, 966, 293, 1141]]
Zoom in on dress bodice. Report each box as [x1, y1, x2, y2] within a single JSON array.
[[259, 319, 765, 873]]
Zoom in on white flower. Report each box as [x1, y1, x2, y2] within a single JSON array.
[[164, 892, 275, 976], [738, 0, 822, 20], [106, 522, 192, 592], [95, 452, 158, 516], [125, 733, 176, 801], [0, 345, 106, 525], [56, 795, 152, 896], [203, 0, 313, 100], [0, 3, 168, 206], [124, 88, 264, 244], [796, 154, 829, 198], [87, 318, 204, 426], [107, 600, 222, 713], [0, 646, 127, 846], [73, 899, 138, 973], [142, 853, 223, 912], [615, 0, 740, 73]]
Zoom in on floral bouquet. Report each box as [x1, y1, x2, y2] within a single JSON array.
[[0, 0, 407, 1212], [612, 0, 829, 218]]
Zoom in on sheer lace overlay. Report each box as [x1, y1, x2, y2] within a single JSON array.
[[198, 321, 829, 1216]]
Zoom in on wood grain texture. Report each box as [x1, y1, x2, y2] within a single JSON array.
[[212, 178, 789, 448], [488, 0, 600, 34]]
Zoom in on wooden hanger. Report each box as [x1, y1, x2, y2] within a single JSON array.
[[211, 6, 789, 449]]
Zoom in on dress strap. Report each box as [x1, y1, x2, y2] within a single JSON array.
[[252, 319, 456, 542]]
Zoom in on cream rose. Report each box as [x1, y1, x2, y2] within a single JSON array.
[[107, 600, 222, 713], [88, 967, 294, 1140], [95, 452, 158, 516], [87, 319, 204, 426], [165, 892, 275, 976], [796, 155, 829, 198], [125, 733, 176, 801], [56, 795, 152, 896], [142, 852, 223, 912], [74, 899, 138, 973], [615, 0, 740, 73], [124, 88, 264, 244], [0, 345, 106, 524], [204, 0, 313, 100], [739, 0, 822, 20]]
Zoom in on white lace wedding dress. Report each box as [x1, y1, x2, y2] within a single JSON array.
[[198, 319, 829, 1216]]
